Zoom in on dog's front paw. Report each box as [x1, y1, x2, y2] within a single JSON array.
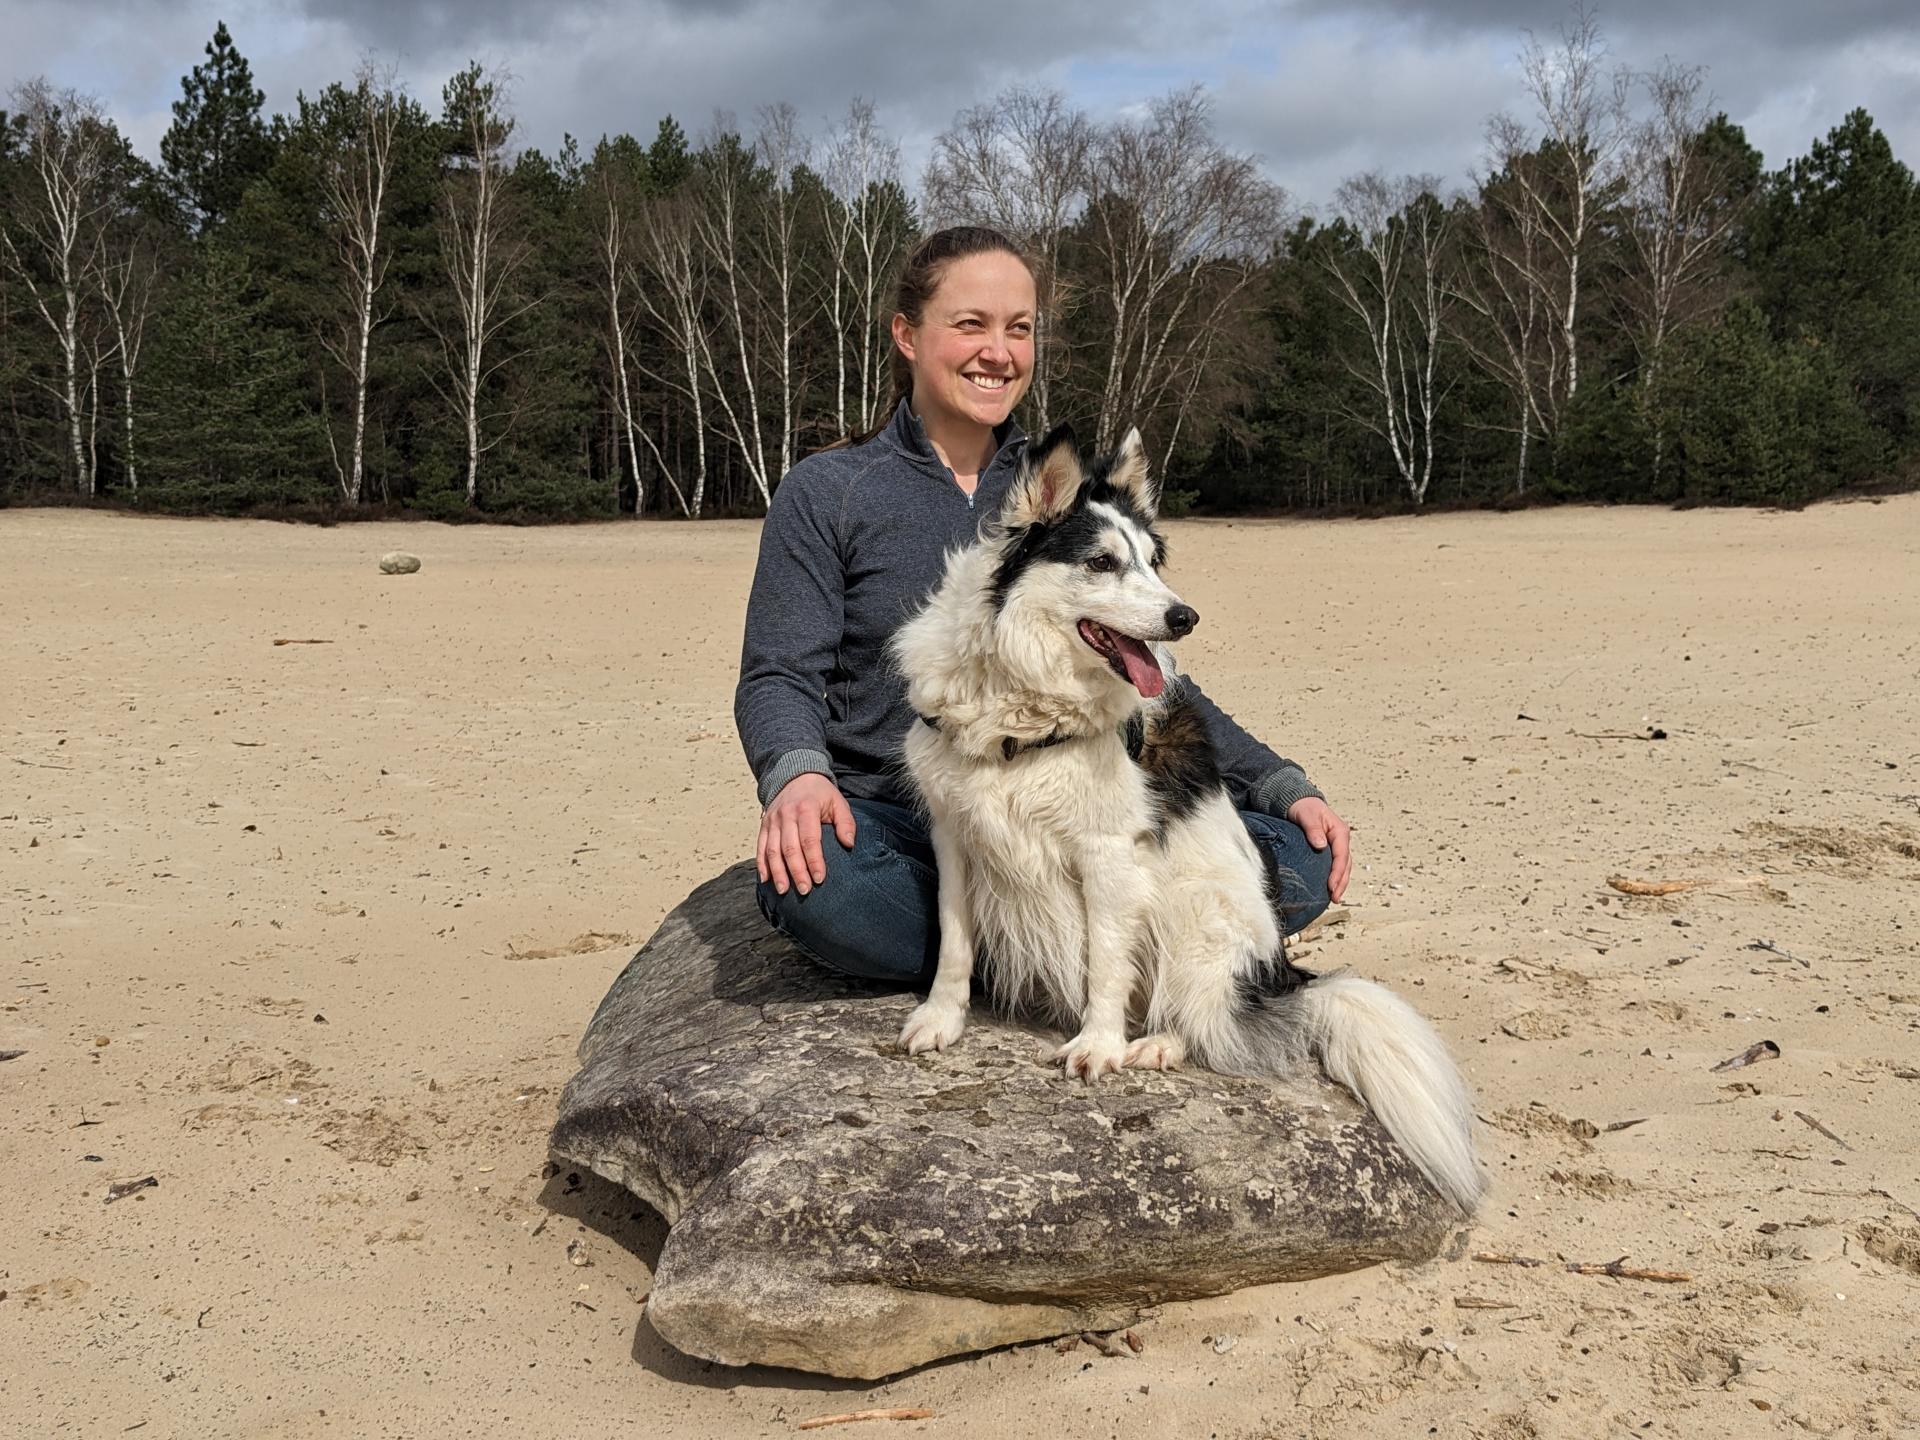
[[1124, 1033, 1187, 1071], [1054, 1029, 1128, 1084], [900, 998, 968, 1056]]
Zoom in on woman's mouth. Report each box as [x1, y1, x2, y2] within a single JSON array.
[[963, 373, 1009, 392]]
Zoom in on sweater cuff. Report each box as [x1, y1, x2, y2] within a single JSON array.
[[756, 748, 835, 808], [1253, 764, 1325, 819]]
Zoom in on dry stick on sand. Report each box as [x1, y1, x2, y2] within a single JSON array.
[[795, 1410, 936, 1431], [1793, 1110, 1853, 1151], [1711, 1040, 1782, 1072], [1749, 938, 1810, 968], [1607, 875, 1712, 896], [1607, 874, 1770, 897], [1473, 1252, 1693, 1283], [272, 638, 334, 646]]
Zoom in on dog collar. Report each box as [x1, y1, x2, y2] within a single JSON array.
[[918, 713, 1076, 762]]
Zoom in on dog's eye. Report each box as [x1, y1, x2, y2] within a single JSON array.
[[1087, 554, 1118, 574]]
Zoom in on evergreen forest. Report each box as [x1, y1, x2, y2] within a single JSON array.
[[3, 15, 1915, 519]]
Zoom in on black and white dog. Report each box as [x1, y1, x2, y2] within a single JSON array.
[[891, 426, 1483, 1213]]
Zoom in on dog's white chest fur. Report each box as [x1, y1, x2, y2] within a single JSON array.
[[904, 724, 1155, 1019]]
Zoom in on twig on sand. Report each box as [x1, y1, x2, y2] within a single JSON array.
[[796, 1410, 935, 1431], [1711, 1040, 1781, 1072], [1793, 1110, 1852, 1151], [1609, 874, 1770, 897], [1573, 728, 1668, 741], [1748, 939, 1809, 969], [1473, 1252, 1692, 1283], [1607, 875, 1712, 896], [9, 755, 72, 770], [272, 638, 334, 646]]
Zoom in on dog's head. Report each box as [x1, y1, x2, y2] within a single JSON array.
[[987, 425, 1196, 701]]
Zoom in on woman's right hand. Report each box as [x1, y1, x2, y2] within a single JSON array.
[[757, 773, 858, 897]]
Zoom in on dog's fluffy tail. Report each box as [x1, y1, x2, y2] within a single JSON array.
[[1236, 973, 1484, 1214]]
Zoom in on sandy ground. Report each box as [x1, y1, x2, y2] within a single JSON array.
[[3, 498, 1918, 1440]]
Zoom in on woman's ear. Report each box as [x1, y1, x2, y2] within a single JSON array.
[[890, 312, 916, 365]]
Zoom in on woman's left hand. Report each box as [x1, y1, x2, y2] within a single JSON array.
[[1286, 796, 1352, 904]]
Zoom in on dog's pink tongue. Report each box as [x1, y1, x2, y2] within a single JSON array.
[[1114, 635, 1165, 698]]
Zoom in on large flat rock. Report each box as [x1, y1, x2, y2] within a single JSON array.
[[550, 862, 1457, 1379]]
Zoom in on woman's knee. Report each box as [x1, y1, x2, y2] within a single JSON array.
[[1241, 812, 1334, 936], [754, 823, 937, 985]]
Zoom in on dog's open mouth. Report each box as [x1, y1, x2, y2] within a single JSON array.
[[1078, 619, 1165, 698]]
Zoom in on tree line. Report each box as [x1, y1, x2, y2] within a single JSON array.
[[2, 13, 1915, 519]]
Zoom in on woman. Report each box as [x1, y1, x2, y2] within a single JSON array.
[[735, 225, 1351, 983]]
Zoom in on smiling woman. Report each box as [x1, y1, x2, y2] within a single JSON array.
[[733, 224, 1352, 987]]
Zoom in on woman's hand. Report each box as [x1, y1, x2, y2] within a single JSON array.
[[758, 773, 858, 897], [1286, 796, 1352, 904]]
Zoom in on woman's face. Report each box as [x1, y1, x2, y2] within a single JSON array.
[[894, 251, 1037, 439]]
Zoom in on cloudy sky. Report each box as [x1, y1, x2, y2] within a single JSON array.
[[6, 0, 1917, 209]]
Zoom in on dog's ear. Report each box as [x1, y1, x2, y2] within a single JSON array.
[[1004, 424, 1085, 528], [1107, 427, 1159, 522]]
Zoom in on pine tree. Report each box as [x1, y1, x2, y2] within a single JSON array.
[[160, 22, 273, 231], [1652, 298, 1884, 504], [1751, 109, 1920, 450], [141, 244, 328, 509]]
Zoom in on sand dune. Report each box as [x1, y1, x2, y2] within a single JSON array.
[[4, 498, 1917, 1438]]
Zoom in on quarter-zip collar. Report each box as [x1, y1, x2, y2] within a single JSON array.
[[883, 398, 1026, 493]]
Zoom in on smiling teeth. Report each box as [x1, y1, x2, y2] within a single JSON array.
[[966, 375, 1007, 389]]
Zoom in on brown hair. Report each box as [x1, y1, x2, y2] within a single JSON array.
[[824, 224, 1033, 451]]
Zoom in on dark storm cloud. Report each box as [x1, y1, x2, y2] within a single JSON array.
[[1296, 0, 1918, 51], [4, 0, 1916, 207]]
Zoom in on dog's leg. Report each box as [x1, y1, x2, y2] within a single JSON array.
[[1055, 839, 1140, 1084], [899, 821, 974, 1056]]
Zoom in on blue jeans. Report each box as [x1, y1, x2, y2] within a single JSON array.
[[755, 796, 1334, 988]]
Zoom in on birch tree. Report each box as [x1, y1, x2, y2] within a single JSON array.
[[95, 216, 160, 498], [1321, 173, 1455, 504], [1617, 64, 1749, 399], [1084, 87, 1280, 453], [584, 135, 656, 515], [1489, 5, 1629, 414], [820, 99, 907, 433], [429, 65, 540, 506], [636, 191, 709, 515], [690, 122, 775, 504], [0, 80, 117, 493], [753, 103, 810, 479], [924, 86, 1092, 433], [312, 66, 405, 505], [1453, 150, 1553, 491]]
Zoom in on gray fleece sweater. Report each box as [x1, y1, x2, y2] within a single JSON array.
[[734, 401, 1324, 817]]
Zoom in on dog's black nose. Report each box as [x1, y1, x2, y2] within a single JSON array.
[[1165, 604, 1199, 637]]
